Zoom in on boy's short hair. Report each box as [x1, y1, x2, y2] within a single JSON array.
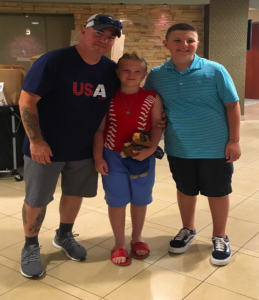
[[117, 51, 148, 71], [166, 23, 198, 40]]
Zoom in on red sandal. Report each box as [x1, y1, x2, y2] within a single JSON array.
[[111, 248, 131, 266], [130, 241, 150, 259]]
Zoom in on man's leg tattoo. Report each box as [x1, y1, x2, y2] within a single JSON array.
[[22, 203, 27, 225], [29, 207, 47, 234]]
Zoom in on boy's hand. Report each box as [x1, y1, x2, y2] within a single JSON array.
[[132, 148, 155, 161], [156, 111, 167, 133], [225, 140, 241, 163], [95, 158, 109, 175]]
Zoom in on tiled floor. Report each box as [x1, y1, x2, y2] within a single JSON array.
[[0, 106, 259, 299]]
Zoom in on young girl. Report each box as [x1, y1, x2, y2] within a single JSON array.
[[93, 52, 163, 266]]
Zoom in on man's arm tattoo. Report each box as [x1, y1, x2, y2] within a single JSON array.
[[29, 207, 46, 234], [22, 203, 27, 225], [21, 106, 42, 140]]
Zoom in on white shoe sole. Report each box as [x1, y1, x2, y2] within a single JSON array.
[[168, 238, 194, 254], [210, 254, 232, 266], [20, 268, 44, 278], [52, 239, 87, 261]]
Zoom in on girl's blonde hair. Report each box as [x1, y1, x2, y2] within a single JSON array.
[[117, 51, 147, 71]]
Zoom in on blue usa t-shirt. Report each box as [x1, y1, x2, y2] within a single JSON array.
[[22, 46, 118, 161]]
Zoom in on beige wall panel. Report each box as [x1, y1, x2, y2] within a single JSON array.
[[208, 0, 249, 114]]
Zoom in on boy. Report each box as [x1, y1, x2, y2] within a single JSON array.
[[94, 52, 163, 266], [144, 23, 241, 266]]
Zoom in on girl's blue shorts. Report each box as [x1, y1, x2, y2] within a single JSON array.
[[102, 147, 155, 208]]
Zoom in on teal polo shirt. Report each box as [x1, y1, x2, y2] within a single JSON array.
[[144, 54, 239, 159]]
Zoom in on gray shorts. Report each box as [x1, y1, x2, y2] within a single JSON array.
[[24, 155, 98, 208]]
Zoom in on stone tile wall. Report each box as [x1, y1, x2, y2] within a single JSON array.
[[0, 2, 205, 70]]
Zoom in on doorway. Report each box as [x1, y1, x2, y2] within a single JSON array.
[[0, 14, 74, 73], [245, 22, 259, 100]]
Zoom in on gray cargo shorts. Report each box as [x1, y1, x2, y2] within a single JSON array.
[[24, 155, 98, 208]]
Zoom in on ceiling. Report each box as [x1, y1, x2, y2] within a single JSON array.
[[1, 0, 259, 9]]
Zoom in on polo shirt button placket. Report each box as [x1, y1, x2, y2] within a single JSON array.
[[179, 72, 183, 86]]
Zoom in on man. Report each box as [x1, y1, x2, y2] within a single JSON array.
[[19, 14, 122, 278]]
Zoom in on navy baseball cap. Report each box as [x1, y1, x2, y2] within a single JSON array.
[[84, 14, 123, 37]]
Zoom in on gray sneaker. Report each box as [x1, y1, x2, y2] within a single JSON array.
[[21, 245, 44, 278], [52, 230, 87, 261]]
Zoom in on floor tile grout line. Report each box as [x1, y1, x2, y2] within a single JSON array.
[[142, 203, 173, 219], [0, 238, 27, 252], [236, 249, 259, 260], [248, 189, 259, 198], [144, 219, 184, 232], [0, 279, 29, 298], [0, 251, 24, 265], [227, 215, 259, 225], [103, 263, 154, 298], [198, 281, 257, 300], [151, 257, 205, 282], [145, 196, 177, 203], [239, 246, 259, 256], [0, 185, 25, 192], [143, 223, 176, 233], [181, 280, 206, 300], [144, 250, 206, 282], [228, 196, 250, 212], [37, 280, 84, 300], [42, 274, 102, 299], [0, 261, 23, 275], [0, 190, 24, 197], [182, 251, 239, 299], [42, 259, 69, 273], [239, 231, 259, 250], [241, 243, 259, 254]]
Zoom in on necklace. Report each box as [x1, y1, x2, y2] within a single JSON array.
[[120, 90, 139, 114]]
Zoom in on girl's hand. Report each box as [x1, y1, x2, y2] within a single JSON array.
[[95, 158, 109, 175], [132, 148, 155, 161]]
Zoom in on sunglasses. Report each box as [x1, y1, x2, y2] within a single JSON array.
[[85, 16, 123, 30]]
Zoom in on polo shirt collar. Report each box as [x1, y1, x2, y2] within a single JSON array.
[[164, 54, 202, 73]]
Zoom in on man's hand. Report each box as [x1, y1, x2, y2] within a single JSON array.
[[132, 147, 155, 161], [95, 158, 109, 175], [30, 139, 53, 164], [225, 140, 241, 163], [156, 111, 167, 133]]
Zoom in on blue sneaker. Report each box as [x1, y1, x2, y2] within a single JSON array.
[[211, 236, 231, 266], [168, 228, 196, 253]]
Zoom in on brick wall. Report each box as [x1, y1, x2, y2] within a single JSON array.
[[0, 2, 205, 70]]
